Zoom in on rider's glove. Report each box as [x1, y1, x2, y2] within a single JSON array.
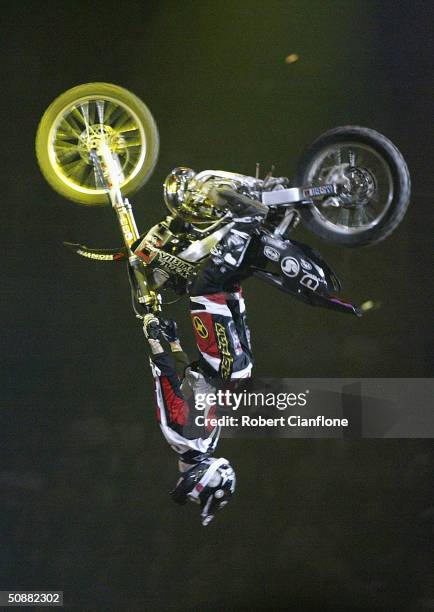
[[262, 177, 291, 191], [160, 319, 179, 343], [143, 313, 161, 340]]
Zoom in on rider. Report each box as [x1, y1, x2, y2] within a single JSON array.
[[138, 167, 285, 524]]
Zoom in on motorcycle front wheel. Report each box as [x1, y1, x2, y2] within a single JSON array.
[[295, 126, 411, 246], [35, 82, 159, 205]]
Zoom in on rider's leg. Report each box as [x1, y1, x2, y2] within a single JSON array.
[[143, 315, 236, 526], [143, 314, 221, 467], [188, 263, 253, 380]]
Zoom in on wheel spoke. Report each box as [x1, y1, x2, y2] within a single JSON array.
[[104, 105, 123, 129], [348, 149, 356, 166], [325, 207, 341, 224], [118, 123, 140, 134], [101, 100, 117, 125], [333, 148, 342, 165], [123, 155, 140, 172], [57, 118, 81, 139], [96, 99, 105, 126], [55, 144, 81, 164], [65, 114, 83, 135], [63, 159, 90, 184], [115, 110, 137, 131], [70, 106, 86, 127], [337, 207, 350, 226], [54, 141, 79, 152], [80, 163, 94, 188], [80, 102, 90, 136], [122, 139, 142, 148], [61, 158, 85, 173], [363, 205, 376, 223], [352, 207, 364, 227], [110, 107, 127, 128]]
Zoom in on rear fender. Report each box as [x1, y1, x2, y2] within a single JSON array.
[[254, 237, 361, 316]]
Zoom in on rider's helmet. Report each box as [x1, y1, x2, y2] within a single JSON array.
[[163, 167, 221, 224], [171, 457, 236, 526]]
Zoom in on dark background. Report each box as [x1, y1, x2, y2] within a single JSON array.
[[2, 1, 433, 610]]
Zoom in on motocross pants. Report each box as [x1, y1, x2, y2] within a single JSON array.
[[149, 263, 253, 464], [149, 349, 221, 465]]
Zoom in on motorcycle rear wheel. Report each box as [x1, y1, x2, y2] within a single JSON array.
[[295, 126, 411, 246], [35, 82, 159, 205]]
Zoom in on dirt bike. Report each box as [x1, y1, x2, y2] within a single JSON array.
[[35, 83, 411, 317]]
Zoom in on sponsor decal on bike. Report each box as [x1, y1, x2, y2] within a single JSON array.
[[77, 250, 117, 261], [193, 316, 209, 339], [135, 239, 159, 263], [302, 184, 335, 198], [313, 262, 325, 278], [300, 273, 320, 291], [155, 250, 195, 279], [281, 256, 300, 277], [300, 258, 312, 270], [214, 322, 233, 379], [264, 246, 280, 262]]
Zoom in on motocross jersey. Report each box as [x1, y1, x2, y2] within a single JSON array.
[[183, 189, 262, 380]]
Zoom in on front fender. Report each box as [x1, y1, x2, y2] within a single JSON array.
[[63, 242, 128, 261]]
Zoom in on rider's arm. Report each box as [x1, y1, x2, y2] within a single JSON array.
[[171, 347, 189, 380], [209, 186, 269, 219], [144, 316, 186, 359]]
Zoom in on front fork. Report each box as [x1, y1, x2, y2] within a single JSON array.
[[89, 146, 160, 314]]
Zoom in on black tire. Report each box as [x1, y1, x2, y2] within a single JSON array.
[[295, 126, 411, 246]]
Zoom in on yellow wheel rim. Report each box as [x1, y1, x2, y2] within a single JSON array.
[[49, 96, 146, 196], [36, 83, 159, 205]]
